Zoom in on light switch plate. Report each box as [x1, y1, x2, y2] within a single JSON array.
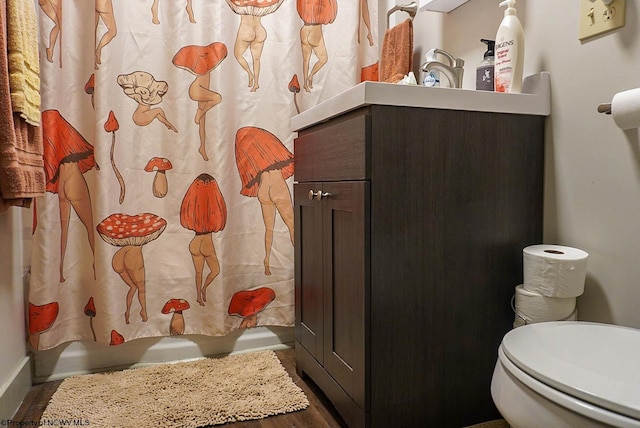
[[579, 0, 625, 41]]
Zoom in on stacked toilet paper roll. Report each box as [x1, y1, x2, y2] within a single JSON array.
[[512, 285, 577, 328], [523, 245, 589, 297], [513, 305, 578, 328], [513, 244, 588, 328]]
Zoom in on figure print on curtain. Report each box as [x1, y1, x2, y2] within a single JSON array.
[[361, 62, 379, 82], [152, 0, 197, 25], [297, 0, 338, 92], [288, 75, 301, 114], [225, 0, 284, 92], [110, 329, 124, 345], [85, 74, 96, 108], [38, 0, 61, 66], [42, 110, 97, 284], [235, 127, 294, 276], [95, 0, 117, 69], [117, 71, 178, 132], [359, 0, 378, 82], [180, 174, 227, 307], [84, 297, 97, 341], [31, 0, 378, 349], [28, 301, 59, 349], [161, 298, 191, 335], [103, 111, 125, 203], [173, 42, 227, 161], [144, 157, 173, 198], [96, 213, 167, 324], [359, 0, 374, 46], [229, 287, 276, 328]]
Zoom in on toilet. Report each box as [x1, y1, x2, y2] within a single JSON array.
[[491, 321, 640, 428]]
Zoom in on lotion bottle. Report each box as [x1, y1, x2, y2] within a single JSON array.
[[494, 0, 524, 93]]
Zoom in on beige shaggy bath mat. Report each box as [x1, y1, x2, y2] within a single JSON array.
[[41, 350, 309, 427]]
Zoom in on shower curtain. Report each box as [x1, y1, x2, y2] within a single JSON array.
[[28, 0, 378, 350]]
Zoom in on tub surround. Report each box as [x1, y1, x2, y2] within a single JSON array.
[[32, 327, 294, 382], [0, 208, 30, 421]]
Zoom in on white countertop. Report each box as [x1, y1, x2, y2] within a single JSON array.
[[291, 72, 550, 131]]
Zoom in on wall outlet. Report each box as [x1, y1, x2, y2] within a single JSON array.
[[579, 0, 626, 41]]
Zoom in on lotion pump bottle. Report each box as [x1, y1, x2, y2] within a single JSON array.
[[494, 0, 524, 93], [476, 39, 495, 91]]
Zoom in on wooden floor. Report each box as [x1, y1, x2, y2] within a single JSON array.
[[12, 348, 349, 428]]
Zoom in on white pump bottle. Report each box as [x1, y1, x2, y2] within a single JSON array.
[[494, 0, 524, 93]]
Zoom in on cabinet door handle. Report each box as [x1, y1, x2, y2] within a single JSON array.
[[318, 192, 332, 199], [308, 190, 332, 200]]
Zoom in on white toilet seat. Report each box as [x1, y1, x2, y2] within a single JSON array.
[[493, 321, 640, 428], [497, 347, 640, 427]]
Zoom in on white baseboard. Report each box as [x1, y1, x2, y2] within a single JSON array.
[[0, 356, 31, 421], [33, 326, 295, 383]]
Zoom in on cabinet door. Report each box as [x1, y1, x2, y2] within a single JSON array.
[[294, 182, 325, 363], [322, 181, 369, 411]]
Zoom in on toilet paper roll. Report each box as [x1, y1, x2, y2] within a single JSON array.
[[612, 88, 640, 130], [513, 298, 578, 328], [514, 284, 576, 323], [523, 244, 589, 298]]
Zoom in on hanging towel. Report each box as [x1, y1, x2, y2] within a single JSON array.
[[0, 0, 45, 211], [0, 115, 45, 209], [379, 18, 413, 84], [6, 0, 41, 126]]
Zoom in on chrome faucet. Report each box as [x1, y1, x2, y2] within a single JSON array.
[[420, 49, 465, 89]]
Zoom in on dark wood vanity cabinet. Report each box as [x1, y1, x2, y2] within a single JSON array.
[[294, 104, 544, 428]]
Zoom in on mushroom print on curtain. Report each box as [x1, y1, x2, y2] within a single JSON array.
[[30, 1, 378, 349]]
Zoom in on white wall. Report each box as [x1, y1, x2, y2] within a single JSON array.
[[393, 0, 640, 328], [0, 208, 31, 419], [441, 0, 640, 328]]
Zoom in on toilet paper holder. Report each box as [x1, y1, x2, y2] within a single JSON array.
[[597, 103, 611, 115], [597, 87, 640, 130], [511, 295, 530, 325]]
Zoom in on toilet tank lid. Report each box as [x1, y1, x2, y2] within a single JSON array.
[[502, 321, 640, 420]]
